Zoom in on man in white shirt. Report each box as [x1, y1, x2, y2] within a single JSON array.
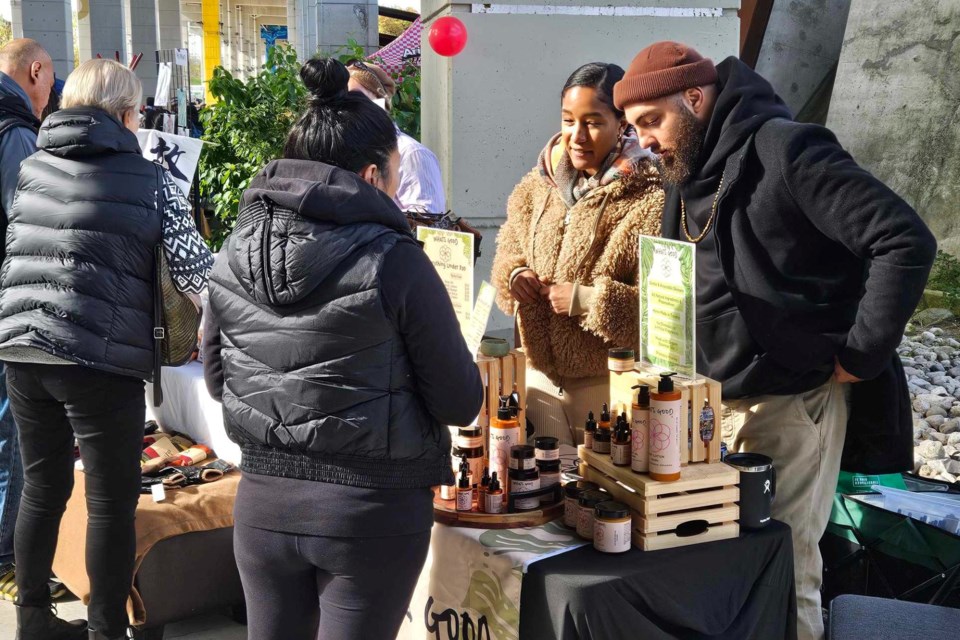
[[346, 60, 447, 213]]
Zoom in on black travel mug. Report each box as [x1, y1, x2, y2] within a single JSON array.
[[724, 453, 776, 530]]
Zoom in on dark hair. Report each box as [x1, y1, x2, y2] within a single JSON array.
[[284, 57, 397, 177], [561, 63, 626, 119]]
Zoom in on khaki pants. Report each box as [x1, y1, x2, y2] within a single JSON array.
[[525, 368, 609, 446], [722, 379, 850, 640]]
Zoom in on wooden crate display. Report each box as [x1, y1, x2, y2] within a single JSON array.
[[579, 445, 740, 551], [609, 366, 722, 464], [476, 349, 526, 447]]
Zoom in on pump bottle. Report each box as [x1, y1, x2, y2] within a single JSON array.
[[631, 385, 650, 473], [649, 372, 682, 482], [489, 396, 520, 489]]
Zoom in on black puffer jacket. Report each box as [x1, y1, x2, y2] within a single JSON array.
[[205, 159, 482, 489], [0, 108, 162, 378]]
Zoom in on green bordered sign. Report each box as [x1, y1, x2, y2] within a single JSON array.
[[639, 236, 697, 379]]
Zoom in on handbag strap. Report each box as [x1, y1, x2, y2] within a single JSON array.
[[152, 166, 165, 407]]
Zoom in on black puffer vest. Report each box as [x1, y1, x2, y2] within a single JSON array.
[[0, 108, 163, 379], [210, 159, 453, 489]]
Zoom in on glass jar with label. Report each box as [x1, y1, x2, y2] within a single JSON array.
[[594, 501, 632, 553], [563, 480, 599, 528], [576, 490, 609, 540], [593, 427, 611, 454], [509, 467, 540, 511], [457, 426, 484, 451], [534, 436, 559, 462], [537, 460, 561, 505]]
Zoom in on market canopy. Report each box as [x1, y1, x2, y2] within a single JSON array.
[[370, 17, 422, 74]]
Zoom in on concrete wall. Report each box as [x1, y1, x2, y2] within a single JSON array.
[[11, 0, 75, 79], [754, 0, 850, 122], [827, 0, 960, 253], [421, 0, 740, 334]]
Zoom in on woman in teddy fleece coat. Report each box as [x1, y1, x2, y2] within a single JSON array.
[[492, 62, 663, 444]]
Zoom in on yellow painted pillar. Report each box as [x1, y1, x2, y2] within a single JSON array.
[[202, 0, 221, 103]]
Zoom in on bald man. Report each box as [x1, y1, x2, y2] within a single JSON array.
[[0, 38, 53, 604]]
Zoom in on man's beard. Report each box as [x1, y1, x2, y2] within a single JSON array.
[[655, 108, 706, 186]]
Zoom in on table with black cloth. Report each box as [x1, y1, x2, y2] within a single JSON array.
[[520, 520, 797, 640]]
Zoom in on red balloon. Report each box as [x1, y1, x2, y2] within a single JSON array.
[[429, 16, 468, 57]]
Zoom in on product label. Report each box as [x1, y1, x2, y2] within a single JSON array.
[[511, 477, 540, 510], [485, 492, 503, 514], [456, 490, 473, 512], [539, 472, 560, 505], [649, 401, 681, 476], [489, 426, 520, 485], [440, 484, 457, 501], [577, 506, 596, 539], [611, 443, 631, 465], [535, 449, 560, 461], [593, 440, 611, 454], [594, 518, 632, 553], [608, 358, 634, 372], [564, 497, 579, 528], [584, 432, 594, 449], [467, 456, 484, 483], [509, 457, 536, 471], [632, 409, 649, 473]]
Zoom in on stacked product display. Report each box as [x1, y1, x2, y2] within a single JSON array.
[[572, 349, 741, 551]]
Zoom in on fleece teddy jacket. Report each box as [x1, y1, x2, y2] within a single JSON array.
[[492, 149, 663, 386]]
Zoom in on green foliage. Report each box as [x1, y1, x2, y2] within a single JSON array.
[[928, 250, 960, 308], [198, 45, 307, 249], [198, 41, 423, 249]]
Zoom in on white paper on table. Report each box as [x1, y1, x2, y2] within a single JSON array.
[[464, 281, 496, 357]]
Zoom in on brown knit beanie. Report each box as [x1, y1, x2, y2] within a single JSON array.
[[346, 60, 397, 104], [613, 42, 718, 109]]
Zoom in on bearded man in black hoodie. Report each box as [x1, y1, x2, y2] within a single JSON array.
[[614, 42, 936, 639]]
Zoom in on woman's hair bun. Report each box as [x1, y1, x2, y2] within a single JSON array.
[[301, 57, 350, 104]]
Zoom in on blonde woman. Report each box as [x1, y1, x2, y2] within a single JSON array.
[[0, 59, 212, 640], [492, 63, 663, 444]]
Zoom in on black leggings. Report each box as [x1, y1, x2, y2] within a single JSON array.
[[234, 521, 431, 640], [9, 363, 145, 637]]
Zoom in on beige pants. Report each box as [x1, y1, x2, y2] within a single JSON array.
[[525, 368, 609, 446], [722, 379, 850, 640]]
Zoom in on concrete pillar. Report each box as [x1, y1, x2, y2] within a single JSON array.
[[287, 0, 301, 60], [10, 0, 75, 79], [78, 0, 127, 63], [156, 0, 184, 50], [129, 0, 160, 98], [221, 2, 233, 74]]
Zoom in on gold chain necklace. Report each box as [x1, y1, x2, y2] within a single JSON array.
[[680, 172, 725, 244]]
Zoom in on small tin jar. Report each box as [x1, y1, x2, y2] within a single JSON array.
[[457, 426, 484, 450], [508, 467, 540, 511], [534, 436, 560, 462], [439, 484, 456, 500], [608, 348, 636, 372], [509, 444, 536, 471], [563, 480, 599, 528], [576, 490, 608, 540], [594, 501, 632, 553], [537, 460, 561, 505], [593, 427, 611, 454]]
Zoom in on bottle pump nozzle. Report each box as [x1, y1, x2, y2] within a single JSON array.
[[658, 372, 677, 393], [632, 384, 651, 406]]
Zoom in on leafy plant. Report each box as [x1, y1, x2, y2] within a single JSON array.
[[198, 45, 307, 249], [198, 40, 423, 249], [927, 250, 960, 308]]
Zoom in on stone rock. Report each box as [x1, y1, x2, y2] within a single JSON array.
[[928, 459, 948, 475], [931, 362, 946, 372], [948, 433, 960, 446], [926, 405, 949, 418], [901, 356, 917, 366], [931, 327, 946, 336], [921, 331, 938, 345], [929, 386, 949, 397], [948, 460, 960, 476], [914, 397, 931, 413], [946, 446, 958, 458], [918, 440, 946, 459], [904, 366, 923, 378], [926, 415, 947, 429], [941, 419, 960, 434], [929, 431, 950, 444], [940, 472, 958, 484], [950, 368, 960, 378], [920, 464, 937, 478], [949, 338, 960, 349], [911, 377, 932, 390]]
